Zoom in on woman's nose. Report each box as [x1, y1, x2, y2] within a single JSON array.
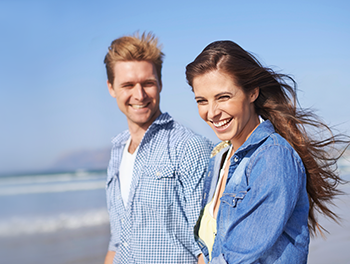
[[207, 102, 220, 120]]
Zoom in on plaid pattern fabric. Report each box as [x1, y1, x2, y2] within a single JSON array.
[[106, 113, 213, 264]]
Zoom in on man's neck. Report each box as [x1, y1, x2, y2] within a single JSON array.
[[127, 126, 146, 154], [127, 111, 162, 154]]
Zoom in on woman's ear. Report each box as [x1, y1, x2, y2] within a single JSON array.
[[250, 87, 259, 103]]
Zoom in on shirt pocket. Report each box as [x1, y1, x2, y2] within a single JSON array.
[[218, 189, 249, 237], [137, 164, 175, 210], [220, 190, 248, 208]]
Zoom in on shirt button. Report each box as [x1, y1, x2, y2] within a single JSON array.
[[234, 157, 238, 162], [156, 171, 161, 176], [121, 218, 124, 224], [123, 242, 128, 247]]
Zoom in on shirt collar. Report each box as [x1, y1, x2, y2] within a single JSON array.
[[236, 119, 275, 154], [151, 112, 173, 126], [111, 112, 173, 147]]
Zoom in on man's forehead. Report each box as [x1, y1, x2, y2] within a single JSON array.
[[113, 60, 158, 83]]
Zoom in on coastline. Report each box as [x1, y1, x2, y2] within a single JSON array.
[[308, 181, 350, 263], [0, 224, 110, 264]]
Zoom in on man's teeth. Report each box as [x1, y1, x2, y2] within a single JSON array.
[[132, 104, 147, 109], [213, 119, 230, 127]]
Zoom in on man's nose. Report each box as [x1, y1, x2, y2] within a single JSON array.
[[133, 83, 147, 100]]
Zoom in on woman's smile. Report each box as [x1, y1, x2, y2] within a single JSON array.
[[193, 70, 259, 150], [212, 118, 233, 129]]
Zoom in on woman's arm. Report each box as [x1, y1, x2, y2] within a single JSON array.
[[104, 250, 115, 264], [211, 144, 307, 263]]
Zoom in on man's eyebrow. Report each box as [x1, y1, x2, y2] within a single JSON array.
[[120, 81, 134, 86], [142, 78, 158, 82]]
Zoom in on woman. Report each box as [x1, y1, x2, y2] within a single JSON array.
[[186, 41, 348, 264]]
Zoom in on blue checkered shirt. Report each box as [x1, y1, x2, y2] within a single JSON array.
[[106, 113, 213, 264]]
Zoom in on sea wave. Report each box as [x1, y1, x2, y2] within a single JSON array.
[[0, 171, 106, 196], [0, 208, 109, 237]]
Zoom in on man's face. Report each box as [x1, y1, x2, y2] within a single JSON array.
[[107, 61, 162, 131]]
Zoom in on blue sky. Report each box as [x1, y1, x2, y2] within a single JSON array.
[[1, 0, 349, 175]]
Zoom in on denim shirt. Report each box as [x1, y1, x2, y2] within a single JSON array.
[[106, 113, 213, 264], [195, 120, 310, 264]]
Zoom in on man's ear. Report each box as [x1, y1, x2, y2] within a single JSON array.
[[107, 80, 116, 98], [159, 81, 162, 93], [250, 87, 259, 103]]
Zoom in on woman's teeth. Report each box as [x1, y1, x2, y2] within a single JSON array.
[[213, 119, 231, 128]]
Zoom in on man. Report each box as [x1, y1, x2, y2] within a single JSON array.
[[103, 32, 212, 264]]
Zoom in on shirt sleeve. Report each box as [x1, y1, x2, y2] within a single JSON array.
[[106, 147, 120, 253], [106, 179, 119, 252], [177, 135, 213, 257], [211, 144, 306, 264]]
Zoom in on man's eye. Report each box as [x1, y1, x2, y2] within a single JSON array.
[[143, 81, 156, 87]]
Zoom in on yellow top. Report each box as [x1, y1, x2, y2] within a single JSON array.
[[198, 145, 233, 262], [198, 199, 217, 261]]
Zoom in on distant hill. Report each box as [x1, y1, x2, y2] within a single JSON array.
[[50, 148, 111, 172]]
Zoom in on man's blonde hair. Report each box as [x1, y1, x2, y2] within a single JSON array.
[[104, 32, 164, 85]]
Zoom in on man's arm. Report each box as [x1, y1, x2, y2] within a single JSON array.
[[104, 250, 115, 264], [178, 135, 213, 258]]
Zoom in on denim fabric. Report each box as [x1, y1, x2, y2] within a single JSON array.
[[195, 120, 309, 264], [106, 113, 213, 264]]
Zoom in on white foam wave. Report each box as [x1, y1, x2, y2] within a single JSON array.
[[338, 156, 350, 176], [0, 173, 106, 196], [0, 181, 105, 196], [0, 171, 105, 185], [0, 208, 109, 237]]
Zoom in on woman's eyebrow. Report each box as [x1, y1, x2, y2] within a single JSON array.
[[214, 92, 232, 98]]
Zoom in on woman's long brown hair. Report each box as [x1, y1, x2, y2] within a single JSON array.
[[186, 40, 349, 236]]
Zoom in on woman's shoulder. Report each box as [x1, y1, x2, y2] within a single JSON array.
[[251, 132, 305, 173], [210, 140, 231, 158], [264, 132, 298, 154]]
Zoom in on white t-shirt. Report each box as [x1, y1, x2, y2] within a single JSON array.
[[208, 145, 233, 217], [119, 137, 139, 207]]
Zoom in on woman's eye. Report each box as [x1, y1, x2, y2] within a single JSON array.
[[218, 95, 230, 100], [196, 99, 206, 104]]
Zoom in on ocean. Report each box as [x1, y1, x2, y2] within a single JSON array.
[[0, 164, 349, 264], [0, 170, 110, 264]]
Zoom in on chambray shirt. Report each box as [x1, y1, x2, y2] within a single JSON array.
[[106, 113, 213, 264], [195, 120, 310, 264]]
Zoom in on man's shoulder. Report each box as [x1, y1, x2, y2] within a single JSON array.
[[111, 130, 130, 146], [168, 119, 212, 147], [150, 114, 213, 152]]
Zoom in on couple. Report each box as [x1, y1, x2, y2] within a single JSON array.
[[103, 32, 346, 264]]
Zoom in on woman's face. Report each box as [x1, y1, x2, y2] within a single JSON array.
[[192, 70, 260, 149]]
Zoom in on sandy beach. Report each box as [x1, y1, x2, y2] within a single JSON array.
[[1, 174, 349, 264], [0, 224, 110, 264], [308, 180, 350, 263]]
